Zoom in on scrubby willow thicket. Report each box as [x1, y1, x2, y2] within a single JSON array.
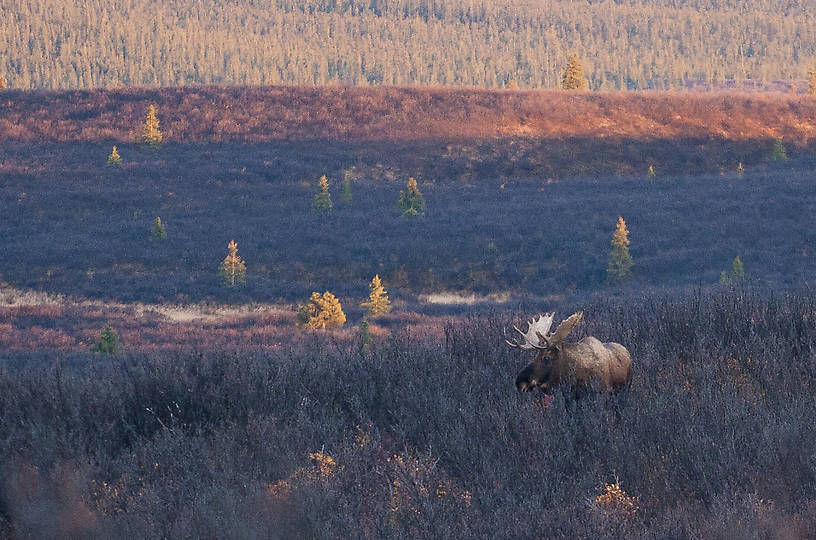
[[1, 290, 816, 537], [2, 0, 815, 90]]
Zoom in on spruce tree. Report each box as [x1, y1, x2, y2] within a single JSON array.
[[561, 55, 589, 90], [736, 162, 744, 176], [360, 274, 392, 318], [313, 175, 333, 213], [607, 216, 633, 283], [219, 240, 247, 286], [107, 145, 122, 167], [731, 256, 744, 280], [647, 165, 656, 179], [0, 76, 6, 90], [341, 171, 353, 204], [151, 216, 167, 239], [809, 69, 816, 96], [358, 320, 373, 352], [140, 104, 163, 148], [397, 177, 426, 216], [297, 291, 346, 329], [92, 326, 121, 354], [770, 138, 787, 161]]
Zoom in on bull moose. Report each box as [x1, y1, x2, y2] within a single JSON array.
[[506, 312, 632, 395]]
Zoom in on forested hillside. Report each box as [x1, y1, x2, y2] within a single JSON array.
[[2, 0, 815, 90]]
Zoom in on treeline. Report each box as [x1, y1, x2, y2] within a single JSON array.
[[2, 0, 815, 90]]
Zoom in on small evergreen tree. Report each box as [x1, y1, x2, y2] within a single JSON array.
[[92, 326, 121, 354], [736, 162, 744, 176], [770, 138, 787, 161], [397, 177, 426, 216], [107, 145, 122, 167], [731, 255, 744, 280], [297, 291, 346, 329], [341, 171, 353, 204], [358, 320, 372, 353], [808, 68, 816, 95], [561, 55, 589, 90], [219, 240, 247, 286], [647, 165, 656, 179], [360, 274, 392, 318], [140, 104, 163, 148], [607, 216, 633, 283], [152, 216, 167, 239], [0, 76, 7, 90], [719, 270, 729, 285], [313, 174, 333, 213]]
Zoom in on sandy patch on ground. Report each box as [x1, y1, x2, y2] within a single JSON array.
[[0, 284, 290, 324], [419, 291, 512, 305]]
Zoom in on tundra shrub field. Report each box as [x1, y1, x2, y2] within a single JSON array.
[[3, 87, 816, 303], [2, 289, 816, 537], [2, 139, 816, 304]]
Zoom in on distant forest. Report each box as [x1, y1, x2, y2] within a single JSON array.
[[2, 0, 816, 90]]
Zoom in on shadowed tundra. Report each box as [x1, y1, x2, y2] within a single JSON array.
[[507, 312, 632, 395]]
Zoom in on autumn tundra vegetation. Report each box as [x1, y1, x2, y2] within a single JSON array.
[[2, 290, 816, 537], [1, 79, 816, 537]]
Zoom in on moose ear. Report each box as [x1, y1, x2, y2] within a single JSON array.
[[549, 311, 583, 344]]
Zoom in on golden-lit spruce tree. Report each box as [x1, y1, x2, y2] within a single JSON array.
[[140, 104, 163, 148], [361, 274, 392, 318], [107, 145, 122, 167], [397, 177, 426, 216], [607, 216, 633, 282], [313, 174, 333, 213], [297, 291, 346, 329], [219, 240, 247, 286], [808, 68, 816, 95], [0, 76, 6, 90], [561, 54, 589, 90]]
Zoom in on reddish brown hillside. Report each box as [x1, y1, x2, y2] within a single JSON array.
[[1, 86, 816, 143]]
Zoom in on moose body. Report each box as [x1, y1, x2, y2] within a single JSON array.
[[507, 312, 632, 395]]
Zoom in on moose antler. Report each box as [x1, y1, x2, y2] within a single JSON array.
[[505, 313, 554, 350], [506, 312, 584, 350], [547, 311, 583, 345]]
